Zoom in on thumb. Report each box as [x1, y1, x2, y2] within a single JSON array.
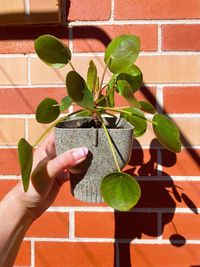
[[47, 147, 89, 179]]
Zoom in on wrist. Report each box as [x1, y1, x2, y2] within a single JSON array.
[[2, 186, 34, 227]]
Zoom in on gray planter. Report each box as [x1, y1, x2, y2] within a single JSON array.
[[55, 117, 134, 203]]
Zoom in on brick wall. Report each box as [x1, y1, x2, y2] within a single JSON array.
[[0, 0, 200, 266]]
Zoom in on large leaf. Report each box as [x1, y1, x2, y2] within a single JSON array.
[[87, 60, 97, 93], [104, 35, 140, 74], [153, 114, 181, 153], [36, 98, 60, 124], [139, 101, 156, 114], [18, 138, 33, 192], [60, 96, 72, 112], [121, 107, 147, 137], [34, 35, 71, 68], [101, 172, 141, 211], [66, 71, 94, 110]]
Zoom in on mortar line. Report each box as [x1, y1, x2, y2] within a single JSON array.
[[68, 19, 200, 26], [157, 24, 162, 52], [24, 237, 200, 244], [31, 240, 35, 267], [69, 211, 75, 240], [110, 0, 115, 22]]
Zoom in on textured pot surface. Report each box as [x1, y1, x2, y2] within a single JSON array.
[[55, 117, 134, 203]]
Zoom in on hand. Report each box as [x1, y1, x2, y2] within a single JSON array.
[[7, 132, 88, 221]]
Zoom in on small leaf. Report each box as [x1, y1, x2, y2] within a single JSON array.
[[153, 114, 181, 153], [60, 96, 72, 112], [87, 60, 97, 93], [139, 101, 156, 114], [34, 35, 71, 68], [18, 138, 33, 192], [66, 71, 94, 110], [121, 107, 147, 137], [105, 78, 115, 107], [101, 172, 141, 211], [104, 35, 140, 74], [36, 98, 60, 124]]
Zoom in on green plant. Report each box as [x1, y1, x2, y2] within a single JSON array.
[[18, 34, 181, 211]]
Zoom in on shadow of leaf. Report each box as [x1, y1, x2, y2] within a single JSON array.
[[182, 193, 198, 214], [169, 234, 186, 247]]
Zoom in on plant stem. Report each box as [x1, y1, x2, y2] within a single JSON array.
[[33, 110, 83, 147], [69, 61, 76, 71], [96, 112, 121, 173], [97, 106, 157, 125]]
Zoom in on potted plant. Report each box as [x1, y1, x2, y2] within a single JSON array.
[[18, 34, 181, 211]]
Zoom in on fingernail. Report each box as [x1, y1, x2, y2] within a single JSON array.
[[72, 147, 88, 161]]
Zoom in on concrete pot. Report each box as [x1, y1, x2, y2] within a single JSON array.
[[55, 117, 134, 203]]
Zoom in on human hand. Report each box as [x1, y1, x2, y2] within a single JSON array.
[[7, 132, 88, 221]]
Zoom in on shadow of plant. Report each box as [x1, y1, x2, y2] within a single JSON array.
[[113, 139, 198, 266]]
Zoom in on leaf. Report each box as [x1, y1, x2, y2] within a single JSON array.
[[18, 138, 33, 192], [104, 35, 140, 74], [139, 101, 156, 114], [117, 65, 143, 93], [121, 107, 147, 137], [87, 60, 97, 93], [66, 71, 94, 110], [36, 98, 60, 124], [60, 96, 72, 112], [101, 172, 141, 211], [34, 34, 71, 68], [106, 78, 115, 107], [153, 114, 181, 153]]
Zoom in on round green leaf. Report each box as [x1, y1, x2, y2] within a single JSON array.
[[101, 172, 141, 211], [121, 107, 147, 137], [104, 35, 140, 74], [66, 71, 94, 110], [36, 98, 60, 124], [153, 114, 181, 153], [139, 101, 156, 114], [117, 65, 143, 93], [34, 35, 71, 68], [18, 138, 33, 192], [60, 96, 72, 112]]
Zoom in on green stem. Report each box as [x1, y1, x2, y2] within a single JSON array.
[[97, 106, 157, 125], [69, 61, 76, 71], [33, 109, 83, 147], [96, 112, 121, 173]]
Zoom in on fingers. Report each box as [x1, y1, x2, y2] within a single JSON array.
[[46, 147, 89, 179]]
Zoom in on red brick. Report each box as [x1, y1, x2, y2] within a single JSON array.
[[0, 25, 69, 54], [73, 25, 158, 52], [163, 86, 200, 113], [35, 242, 114, 267], [0, 149, 20, 175], [162, 149, 200, 176], [75, 212, 158, 239], [163, 213, 200, 240], [27, 212, 69, 238], [14, 241, 31, 266], [68, 0, 111, 21], [119, 244, 200, 266], [115, 0, 200, 19], [162, 25, 200, 51], [0, 88, 66, 114], [0, 180, 18, 200]]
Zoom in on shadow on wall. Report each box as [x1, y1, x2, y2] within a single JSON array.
[[0, 1, 199, 266], [114, 139, 198, 266]]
